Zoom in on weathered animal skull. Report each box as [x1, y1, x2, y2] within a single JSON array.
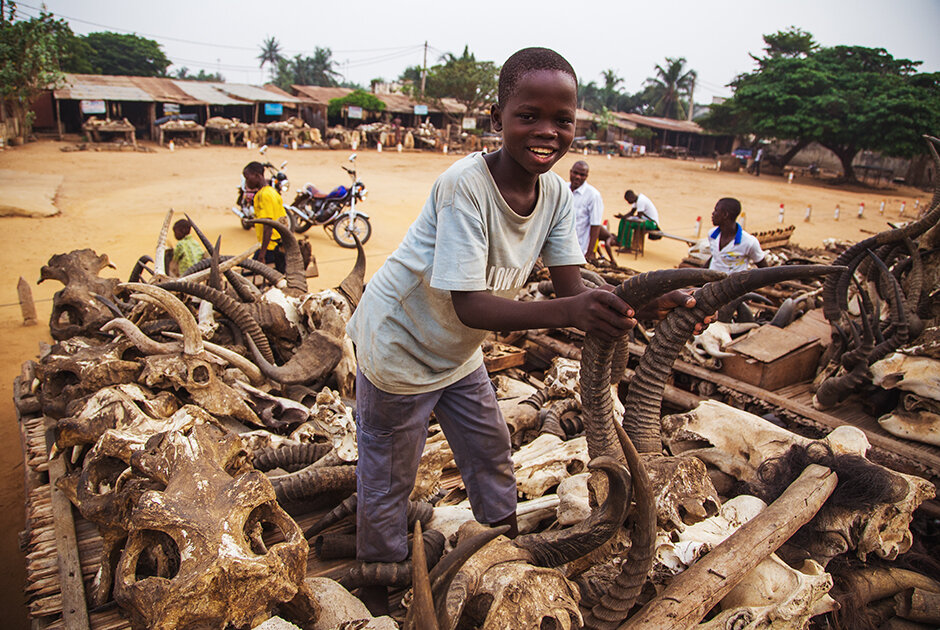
[[39, 249, 120, 340], [114, 423, 307, 630], [37, 337, 141, 418], [871, 352, 940, 401], [444, 521, 582, 629], [512, 433, 589, 499]]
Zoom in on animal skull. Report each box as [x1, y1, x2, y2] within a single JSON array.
[[512, 433, 589, 499], [39, 249, 120, 340], [114, 423, 307, 630]]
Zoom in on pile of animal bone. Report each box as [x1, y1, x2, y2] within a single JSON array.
[[158, 118, 202, 131], [81, 116, 135, 132], [205, 116, 251, 132], [22, 141, 940, 630]]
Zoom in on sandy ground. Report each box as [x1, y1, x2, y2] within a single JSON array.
[[0, 140, 929, 627]]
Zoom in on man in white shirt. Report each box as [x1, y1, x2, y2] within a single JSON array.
[[707, 197, 768, 273], [569, 160, 615, 263], [618, 189, 660, 249]]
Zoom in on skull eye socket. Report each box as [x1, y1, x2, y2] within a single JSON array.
[[83, 456, 128, 496], [191, 364, 211, 384], [44, 370, 80, 397], [244, 502, 290, 555], [131, 529, 181, 582], [52, 304, 84, 328]]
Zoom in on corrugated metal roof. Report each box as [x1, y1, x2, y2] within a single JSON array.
[[616, 113, 703, 134], [263, 84, 311, 103], [290, 85, 353, 106], [54, 74, 156, 102], [211, 82, 301, 104], [129, 77, 204, 105], [577, 108, 636, 130], [172, 80, 247, 105]]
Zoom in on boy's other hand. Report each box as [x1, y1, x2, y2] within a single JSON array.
[[634, 289, 716, 334], [571, 288, 636, 338]]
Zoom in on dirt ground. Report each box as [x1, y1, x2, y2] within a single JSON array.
[[0, 139, 929, 627]]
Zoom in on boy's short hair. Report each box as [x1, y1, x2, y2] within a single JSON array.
[[173, 218, 191, 235], [498, 47, 577, 106], [624, 189, 637, 202], [244, 161, 265, 176], [716, 197, 742, 219]]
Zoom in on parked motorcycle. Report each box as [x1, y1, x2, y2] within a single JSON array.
[[231, 146, 294, 231], [286, 153, 371, 248]]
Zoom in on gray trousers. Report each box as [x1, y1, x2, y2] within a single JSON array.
[[355, 365, 517, 562]]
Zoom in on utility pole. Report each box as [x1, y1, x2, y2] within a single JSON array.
[[687, 76, 695, 122], [420, 41, 428, 97]]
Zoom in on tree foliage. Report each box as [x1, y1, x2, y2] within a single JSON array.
[[422, 46, 498, 119], [173, 67, 224, 82], [0, 7, 70, 138], [327, 89, 386, 117], [645, 57, 696, 119], [273, 47, 341, 89], [703, 30, 940, 181], [258, 36, 282, 80], [80, 32, 170, 76]]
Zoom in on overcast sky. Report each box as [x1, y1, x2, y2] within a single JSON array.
[[17, 0, 940, 103]]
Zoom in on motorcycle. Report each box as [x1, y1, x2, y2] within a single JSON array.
[[231, 146, 295, 231], [286, 153, 371, 248]]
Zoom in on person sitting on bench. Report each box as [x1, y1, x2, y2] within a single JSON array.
[[617, 189, 660, 249]]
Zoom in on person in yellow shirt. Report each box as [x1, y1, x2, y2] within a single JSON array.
[[243, 161, 288, 273]]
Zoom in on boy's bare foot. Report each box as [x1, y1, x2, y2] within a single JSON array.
[[359, 585, 389, 617]]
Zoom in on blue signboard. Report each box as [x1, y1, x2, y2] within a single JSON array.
[[413, 104, 428, 115], [264, 103, 283, 116]]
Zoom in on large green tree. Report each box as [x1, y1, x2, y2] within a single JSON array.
[[704, 29, 940, 182], [173, 67, 224, 82], [273, 47, 341, 89], [423, 46, 498, 121], [0, 7, 70, 140], [81, 32, 170, 76]]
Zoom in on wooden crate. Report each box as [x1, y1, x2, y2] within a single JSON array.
[[483, 342, 526, 373], [721, 325, 822, 391]]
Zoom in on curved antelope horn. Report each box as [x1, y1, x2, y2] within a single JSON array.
[[121, 282, 203, 355], [823, 135, 940, 323], [581, 268, 726, 463], [248, 218, 307, 291], [336, 235, 366, 309], [128, 255, 154, 283], [242, 329, 341, 385], [513, 455, 632, 567], [157, 280, 275, 363], [581, 421, 656, 628], [432, 525, 509, 629], [153, 209, 174, 276], [101, 317, 178, 354], [622, 266, 843, 454]]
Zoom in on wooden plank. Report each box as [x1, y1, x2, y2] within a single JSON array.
[[43, 420, 91, 630]]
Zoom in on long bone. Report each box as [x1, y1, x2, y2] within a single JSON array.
[[623, 464, 838, 630]]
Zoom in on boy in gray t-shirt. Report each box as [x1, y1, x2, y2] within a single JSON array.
[[346, 48, 685, 614]]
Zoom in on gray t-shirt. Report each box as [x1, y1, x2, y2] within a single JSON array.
[[347, 152, 585, 394]]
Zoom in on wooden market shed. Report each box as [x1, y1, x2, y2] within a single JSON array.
[[49, 74, 163, 140], [614, 113, 733, 157]]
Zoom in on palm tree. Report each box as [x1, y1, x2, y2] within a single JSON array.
[[257, 37, 283, 80], [645, 57, 696, 120]]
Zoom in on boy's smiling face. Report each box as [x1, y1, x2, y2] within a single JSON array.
[[491, 69, 577, 177]]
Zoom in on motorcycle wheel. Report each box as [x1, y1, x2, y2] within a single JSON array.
[[285, 210, 297, 233], [293, 215, 314, 233], [332, 215, 371, 248]]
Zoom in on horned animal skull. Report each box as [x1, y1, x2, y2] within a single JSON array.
[[39, 249, 120, 340], [114, 423, 307, 630]]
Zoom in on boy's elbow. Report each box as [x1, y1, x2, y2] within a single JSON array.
[[451, 291, 485, 329]]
